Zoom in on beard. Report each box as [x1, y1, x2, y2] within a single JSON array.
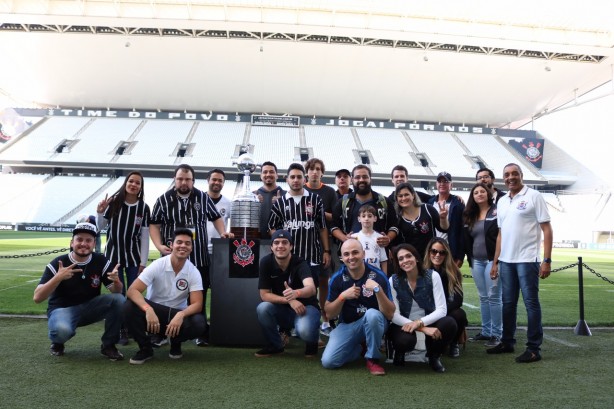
[[354, 182, 371, 195]]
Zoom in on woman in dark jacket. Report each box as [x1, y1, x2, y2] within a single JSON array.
[[463, 183, 501, 347], [423, 237, 467, 358]]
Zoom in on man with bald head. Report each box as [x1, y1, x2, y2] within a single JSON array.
[[321, 239, 395, 375]]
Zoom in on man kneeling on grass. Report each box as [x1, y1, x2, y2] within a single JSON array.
[[255, 230, 320, 358], [33, 222, 125, 360], [124, 228, 205, 364]]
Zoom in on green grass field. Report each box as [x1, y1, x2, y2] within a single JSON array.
[[1, 231, 613, 408]]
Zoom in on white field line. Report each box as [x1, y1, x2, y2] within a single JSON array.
[[543, 333, 580, 347], [462, 302, 479, 310]]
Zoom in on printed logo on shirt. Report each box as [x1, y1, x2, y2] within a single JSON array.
[[362, 284, 374, 298], [91, 274, 101, 288], [356, 304, 367, 316], [176, 278, 189, 291], [418, 221, 430, 234], [135, 215, 143, 228], [193, 202, 201, 211], [517, 201, 528, 210], [305, 201, 313, 216], [342, 273, 350, 282], [284, 220, 315, 230], [219, 208, 226, 216]]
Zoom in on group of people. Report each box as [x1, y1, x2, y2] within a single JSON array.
[[34, 159, 553, 374]]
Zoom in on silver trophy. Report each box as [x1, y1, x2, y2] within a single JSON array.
[[230, 153, 261, 239]]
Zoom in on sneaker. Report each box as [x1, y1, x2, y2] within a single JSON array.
[[320, 322, 332, 337], [118, 328, 129, 346], [366, 359, 386, 376], [129, 348, 154, 365], [486, 342, 514, 354], [195, 337, 209, 347], [254, 346, 284, 357], [151, 334, 168, 348], [50, 343, 64, 356], [485, 336, 501, 348], [100, 344, 124, 361], [304, 342, 318, 358], [469, 332, 490, 342], [448, 342, 460, 358], [515, 349, 542, 363], [169, 343, 183, 359]]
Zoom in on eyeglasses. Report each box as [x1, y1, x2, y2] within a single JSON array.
[[429, 249, 447, 256], [477, 175, 492, 180]]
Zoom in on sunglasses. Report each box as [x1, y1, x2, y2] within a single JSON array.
[[429, 249, 447, 256]]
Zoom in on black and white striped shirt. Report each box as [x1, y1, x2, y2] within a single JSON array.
[[102, 200, 150, 268], [150, 187, 221, 267], [268, 191, 326, 265]]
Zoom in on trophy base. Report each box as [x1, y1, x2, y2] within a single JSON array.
[[230, 227, 260, 240]]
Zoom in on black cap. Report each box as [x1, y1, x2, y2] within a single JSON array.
[[335, 168, 351, 177], [271, 229, 294, 245], [436, 171, 452, 182]]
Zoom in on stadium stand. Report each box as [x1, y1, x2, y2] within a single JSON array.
[[303, 126, 357, 171], [250, 126, 300, 171], [408, 131, 476, 178], [190, 122, 247, 168]]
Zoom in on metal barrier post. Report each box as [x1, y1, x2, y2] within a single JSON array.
[[574, 256, 592, 336]]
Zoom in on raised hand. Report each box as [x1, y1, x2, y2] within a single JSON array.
[[96, 193, 112, 214], [57, 260, 82, 281]]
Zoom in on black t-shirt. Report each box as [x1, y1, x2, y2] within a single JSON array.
[[327, 262, 392, 324], [396, 204, 447, 260], [39, 253, 115, 314], [258, 253, 319, 309]]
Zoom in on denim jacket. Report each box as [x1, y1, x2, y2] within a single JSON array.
[[391, 269, 435, 318]]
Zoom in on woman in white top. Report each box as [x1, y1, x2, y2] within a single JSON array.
[[388, 243, 457, 373]]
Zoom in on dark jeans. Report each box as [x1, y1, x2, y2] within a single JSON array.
[[123, 299, 206, 350], [388, 316, 457, 357], [448, 307, 468, 342]]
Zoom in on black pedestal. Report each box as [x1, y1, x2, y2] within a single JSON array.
[[209, 238, 271, 346]]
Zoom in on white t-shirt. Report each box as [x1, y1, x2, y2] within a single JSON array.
[[497, 185, 551, 263], [352, 230, 388, 269], [140, 255, 203, 310]]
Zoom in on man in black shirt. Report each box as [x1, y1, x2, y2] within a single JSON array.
[[255, 230, 320, 358], [34, 222, 124, 360]]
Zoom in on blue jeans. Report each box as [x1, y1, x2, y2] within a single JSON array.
[[256, 302, 320, 349], [472, 259, 502, 338], [118, 266, 140, 296], [47, 293, 125, 346], [321, 308, 388, 369], [499, 261, 543, 352]]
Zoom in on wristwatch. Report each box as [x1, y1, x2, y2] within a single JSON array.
[[543, 258, 552, 263], [373, 286, 380, 293]]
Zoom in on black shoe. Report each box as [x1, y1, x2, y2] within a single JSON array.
[[469, 332, 490, 342], [100, 344, 124, 361], [195, 337, 209, 347], [118, 328, 129, 346], [486, 342, 514, 354], [130, 348, 154, 365], [448, 343, 460, 358], [169, 343, 183, 360], [150, 334, 168, 348], [393, 351, 405, 367], [254, 346, 284, 357], [304, 342, 318, 358], [50, 343, 64, 356], [515, 349, 542, 363], [429, 355, 446, 373]]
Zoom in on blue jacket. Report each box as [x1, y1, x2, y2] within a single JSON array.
[[427, 194, 465, 262]]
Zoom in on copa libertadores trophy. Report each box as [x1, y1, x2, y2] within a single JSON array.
[[230, 153, 261, 240]]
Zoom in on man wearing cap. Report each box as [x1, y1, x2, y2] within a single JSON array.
[[335, 168, 353, 199], [427, 171, 466, 267], [254, 230, 320, 358], [33, 222, 125, 360], [123, 227, 206, 364]]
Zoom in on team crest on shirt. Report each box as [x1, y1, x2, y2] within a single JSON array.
[[220, 208, 226, 216], [135, 216, 143, 228], [362, 284, 374, 297], [232, 238, 256, 267], [176, 279, 189, 291], [342, 273, 350, 282], [193, 202, 201, 211], [305, 201, 313, 216], [90, 274, 101, 288], [418, 221, 430, 234], [517, 201, 528, 210]]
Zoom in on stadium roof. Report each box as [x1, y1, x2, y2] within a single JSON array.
[[1, 0, 614, 129]]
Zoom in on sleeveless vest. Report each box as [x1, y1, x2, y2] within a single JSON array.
[[392, 269, 435, 318]]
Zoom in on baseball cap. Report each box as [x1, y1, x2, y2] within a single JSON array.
[[335, 168, 351, 177], [73, 222, 98, 237], [271, 229, 294, 245], [437, 171, 452, 182]]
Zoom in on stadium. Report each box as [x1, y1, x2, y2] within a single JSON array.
[[1, 1, 613, 408]]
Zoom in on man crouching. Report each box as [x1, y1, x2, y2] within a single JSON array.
[[124, 228, 206, 364]]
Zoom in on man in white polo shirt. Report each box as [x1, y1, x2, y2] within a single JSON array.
[[488, 163, 553, 363], [124, 228, 206, 364]]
